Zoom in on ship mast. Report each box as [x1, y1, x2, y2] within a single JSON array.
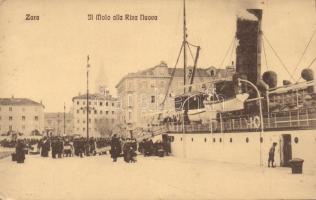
[[183, 0, 187, 93]]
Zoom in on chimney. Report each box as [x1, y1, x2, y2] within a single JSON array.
[[236, 9, 262, 85]]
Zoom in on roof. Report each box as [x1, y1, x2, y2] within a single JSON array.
[[115, 61, 235, 88], [0, 98, 44, 107], [72, 93, 118, 101]]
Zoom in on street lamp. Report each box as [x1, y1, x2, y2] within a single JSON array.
[[86, 55, 90, 139], [180, 93, 206, 158], [238, 78, 264, 166]]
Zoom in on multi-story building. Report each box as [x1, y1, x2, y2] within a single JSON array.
[[115, 61, 235, 133], [72, 89, 119, 138], [44, 112, 74, 136], [0, 97, 45, 136]]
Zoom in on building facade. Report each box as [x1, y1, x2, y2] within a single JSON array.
[[115, 61, 235, 132], [72, 91, 119, 138], [0, 98, 45, 136], [44, 112, 74, 136]]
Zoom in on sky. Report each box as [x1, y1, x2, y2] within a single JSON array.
[[0, 0, 315, 112]]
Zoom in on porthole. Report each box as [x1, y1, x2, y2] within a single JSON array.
[[219, 138, 222, 143], [294, 137, 299, 144], [180, 137, 182, 141], [260, 137, 263, 143], [191, 138, 194, 142], [213, 138, 216, 143], [246, 137, 249, 143], [230, 138, 233, 143], [204, 138, 207, 142]]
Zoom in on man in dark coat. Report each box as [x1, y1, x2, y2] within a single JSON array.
[[51, 138, 57, 159], [41, 138, 50, 157], [15, 139, 25, 163], [268, 142, 277, 168], [110, 134, 121, 162], [57, 138, 63, 158]]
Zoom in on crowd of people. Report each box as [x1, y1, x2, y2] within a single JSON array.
[[1, 134, 172, 164]]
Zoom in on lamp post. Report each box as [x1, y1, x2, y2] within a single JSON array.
[[180, 93, 206, 158], [63, 102, 66, 136], [86, 55, 90, 139], [238, 78, 264, 166]]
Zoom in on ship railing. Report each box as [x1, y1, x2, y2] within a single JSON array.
[[165, 107, 316, 133]]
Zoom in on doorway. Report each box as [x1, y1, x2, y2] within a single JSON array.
[[281, 134, 292, 167]]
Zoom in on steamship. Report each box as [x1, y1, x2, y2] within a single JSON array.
[[148, 5, 316, 169]]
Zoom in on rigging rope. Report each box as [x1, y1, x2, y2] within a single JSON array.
[[219, 36, 236, 69], [291, 28, 316, 77], [263, 33, 295, 81], [262, 38, 269, 70], [161, 43, 184, 108]]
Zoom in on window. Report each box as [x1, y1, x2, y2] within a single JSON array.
[[77, 101, 79, 105], [9, 116, 13, 121], [35, 116, 39, 121], [94, 110, 97, 114], [77, 110, 79, 114], [9, 125, 12, 131], [83, 120, 86, 123], [22, 116, 26, 121], [9, 107, 12, 111], [230, 138, 233, 143], [112, 111, 114, 114], [112, 103, 114, 106], [22, 125, 25, 130], [88, 101, 91, 105], [112, 119, 115, 123], [246, 137, 249, 143], [100, 110, 103, 114], [106, 102, 108, 106], [294, 137, 299, 144], [83, 101, 86, 105], [151, 96, 155, 103], [106, 111, 109, 115], [100, 102, 103, 106], [128, 94, 133, 106]]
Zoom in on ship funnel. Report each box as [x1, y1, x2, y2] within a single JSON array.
[[236, 9, 262, 86]]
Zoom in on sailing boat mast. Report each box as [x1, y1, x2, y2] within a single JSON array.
[[183, 0, 187, 93]]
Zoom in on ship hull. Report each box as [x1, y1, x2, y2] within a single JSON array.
[[165, 129, 316, 170]]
